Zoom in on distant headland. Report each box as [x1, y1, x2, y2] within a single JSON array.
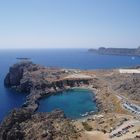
[[88, 46, 140, 56]]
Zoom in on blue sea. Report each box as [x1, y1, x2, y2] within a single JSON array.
[[38, 88, 98, 119], [0, 49, 140, 121]]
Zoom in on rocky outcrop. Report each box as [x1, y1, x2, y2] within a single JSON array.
[[103, 72, 140, 101], [4, 61, 94, 112], [0, 108, 32, 140], [21, 110, 78, 140], [0, 109, 78, 140], [4, 61, 42, 89], [1, 61, 94, 140]]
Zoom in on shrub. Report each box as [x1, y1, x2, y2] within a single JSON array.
[[82, 122, 93, 131]]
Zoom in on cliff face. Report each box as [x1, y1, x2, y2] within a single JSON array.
[[4, 61, 42, 89], [89, 47, 140, 56], [4, 61, 92, 92], [4, 62, 25, 86]]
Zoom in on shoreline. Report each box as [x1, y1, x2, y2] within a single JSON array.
[[34, 86, 100, 120], [2, 61, 130, 121], [1, 61, 140, 140]]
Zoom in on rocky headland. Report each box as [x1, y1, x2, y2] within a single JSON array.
[[1, 61, 140, 140], [4, 61, 95, 112], [88, 47, 140, 56], [0, 61, 96, 140]]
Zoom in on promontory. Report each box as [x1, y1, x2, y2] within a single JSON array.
[[89, 47, 140, 56]]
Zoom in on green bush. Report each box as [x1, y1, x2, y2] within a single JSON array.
[[82, 122, 93, 131]]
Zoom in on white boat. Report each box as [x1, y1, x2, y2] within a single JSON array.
[[80, 112, 89, 117]]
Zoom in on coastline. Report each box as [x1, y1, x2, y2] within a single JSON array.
[[1, 62, 126, 119], [1, 61, 140, 140], [89, 47, 140, 56]]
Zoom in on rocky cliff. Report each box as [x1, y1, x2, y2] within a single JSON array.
[[2, 61, 140, 140], [4, 61, 43, 92], [4, 61, 93, 112], [1, 61, 94, 140]]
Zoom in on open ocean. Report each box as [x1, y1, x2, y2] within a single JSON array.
[[0, 49, 140, 121]]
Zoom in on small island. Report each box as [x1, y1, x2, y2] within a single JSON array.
[[89, 46, 140, 56], [0, 61, 140, 140]]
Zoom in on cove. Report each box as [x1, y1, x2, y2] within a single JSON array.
[[1, 49, 140, 121], [38, 88, 98, 119]]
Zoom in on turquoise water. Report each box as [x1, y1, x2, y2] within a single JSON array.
[[38, 89, 98, 119], [0, 49, 140, 121]]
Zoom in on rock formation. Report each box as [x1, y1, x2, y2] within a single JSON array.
[[1, 61, 140, 140], [1, 61, 93, 140], [0, 109, 78, 140], [104, 72, 140, 101], [4, 61, 94, 112]]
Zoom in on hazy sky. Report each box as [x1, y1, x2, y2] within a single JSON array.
[[0, 0, 140, 49]]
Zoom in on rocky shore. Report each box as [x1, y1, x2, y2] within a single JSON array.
[[1, 61, 140, 140], [4, 61, 95, 112], [0, 61, 96, 140]]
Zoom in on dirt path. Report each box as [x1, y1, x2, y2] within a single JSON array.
[[84, 131, 109, 140]]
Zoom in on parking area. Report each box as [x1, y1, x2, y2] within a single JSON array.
[[109, 120, 140, 139]]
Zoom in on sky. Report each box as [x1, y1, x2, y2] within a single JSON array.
[[0, 0, 140, 49]]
